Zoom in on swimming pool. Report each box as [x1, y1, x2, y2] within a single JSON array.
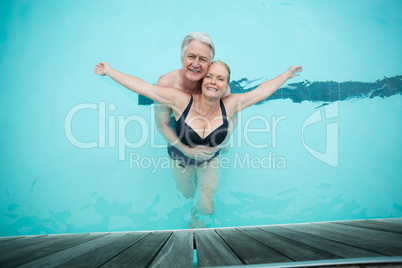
[[1, 0, 401, 236]]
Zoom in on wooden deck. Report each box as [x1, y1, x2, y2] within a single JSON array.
[[1, 218, 401, 267]]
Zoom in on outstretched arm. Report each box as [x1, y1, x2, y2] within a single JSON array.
[[94, 62, 185, 107], [227, 66, 302, 114]]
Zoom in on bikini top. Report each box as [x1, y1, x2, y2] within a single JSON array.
[[175, 95, 228, 148]]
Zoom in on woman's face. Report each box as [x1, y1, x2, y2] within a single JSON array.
[[201, 63, 229, 98]]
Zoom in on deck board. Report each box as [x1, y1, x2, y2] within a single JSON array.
[[313, 222, 402, 252], [215, 228, 292, 264], [149, 230, 193, 268], [195, 229, 243, 267], [238, 226, 338, 262], [0, 235, 48, 252], [54, 232, 151, 267], [0, 233, 107, 268], [1, 218, 401, 267], [0, 236, 27, 243], [284, 222, 402, 256], [335, 220, 402, 235], [100, 231, 172, 267], [258, 225, 384, 259], [372, 218, 402, 225]]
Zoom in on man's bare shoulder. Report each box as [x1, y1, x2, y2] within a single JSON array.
[[157, 69, 183, 89]]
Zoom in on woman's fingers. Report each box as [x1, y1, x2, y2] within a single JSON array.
[[94, 63, 106, 76]]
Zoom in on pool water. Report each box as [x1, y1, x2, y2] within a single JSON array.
[[1, 0, 401, 236]]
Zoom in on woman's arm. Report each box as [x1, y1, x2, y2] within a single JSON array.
[[226, 66, 302, 115], [94, 62, 186, 107]]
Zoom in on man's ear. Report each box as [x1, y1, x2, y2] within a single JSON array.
[[181, 57, 184, 64]]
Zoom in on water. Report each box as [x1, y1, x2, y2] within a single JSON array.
[[1, 0, 401, 236]]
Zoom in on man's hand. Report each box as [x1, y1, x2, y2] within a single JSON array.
[[181, 145, 219, 160]]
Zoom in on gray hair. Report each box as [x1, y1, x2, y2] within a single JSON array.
[[181, 32, 215, 61]]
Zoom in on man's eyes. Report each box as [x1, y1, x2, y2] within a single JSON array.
[[187, 55, 208, 62]]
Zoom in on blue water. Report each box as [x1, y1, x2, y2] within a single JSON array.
[[1, 0, 402, 236]]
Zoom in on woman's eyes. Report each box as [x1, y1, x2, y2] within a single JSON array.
[[205, 76, 224, 81]]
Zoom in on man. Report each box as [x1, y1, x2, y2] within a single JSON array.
[[155, 32, 230, 160]]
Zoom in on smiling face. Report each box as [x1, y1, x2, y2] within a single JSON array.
[[201, 62, 229, 98], [181, 40, 211, 82]]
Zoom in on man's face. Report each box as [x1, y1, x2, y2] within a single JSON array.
[[181, 40, 211, 82]]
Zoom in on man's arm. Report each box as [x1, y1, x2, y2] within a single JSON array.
[[154, 74, 216, 159]]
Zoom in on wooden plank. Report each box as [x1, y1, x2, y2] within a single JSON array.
[[287, 222, 402, 256], [370, 218, 402, 226], [0, 233, 106, 267], [335, 220, 402, 235], [195, 229, 243, 267], [265, 225, 384, 259], [0, 236, 26, 243], [56, 232, 151, 268], [101, 231, 172, 267], [19, 232, 137, 268], [239, 226, 337, 262], [215, 228, 291, 264], [366, 219, 402, 229], [0, 235, 48, 252], [149, 230, 193, 268], [313, 222, 402, 249]]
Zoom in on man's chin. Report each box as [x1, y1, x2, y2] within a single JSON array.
[[185, 72, 204, 82]]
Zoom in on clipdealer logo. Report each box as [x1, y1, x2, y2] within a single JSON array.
[[301, 102, 339, 167], [64, 101, 339, 168]]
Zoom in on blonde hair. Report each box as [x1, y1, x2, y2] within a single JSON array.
[[211, 60, 231, 83]]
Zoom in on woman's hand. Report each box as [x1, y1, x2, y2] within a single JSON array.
[[286, 65, 303, 79], [94, 62, 112, 76]]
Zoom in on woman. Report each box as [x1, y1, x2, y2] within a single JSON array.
[[94, 61, 302, 228]]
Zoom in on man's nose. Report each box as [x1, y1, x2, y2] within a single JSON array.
[[193, 57, 200, 67]]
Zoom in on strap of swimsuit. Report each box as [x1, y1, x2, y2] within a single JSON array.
[[219, 99, 228, 123], [181, 95, 193, 121]]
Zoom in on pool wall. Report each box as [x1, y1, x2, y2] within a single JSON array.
[[1, 0, 401, 236]]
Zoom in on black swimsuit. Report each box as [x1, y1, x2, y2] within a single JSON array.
[[168, 95, 228, 166]]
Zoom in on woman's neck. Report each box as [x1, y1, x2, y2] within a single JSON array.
[[194, 94, 220, 117]]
